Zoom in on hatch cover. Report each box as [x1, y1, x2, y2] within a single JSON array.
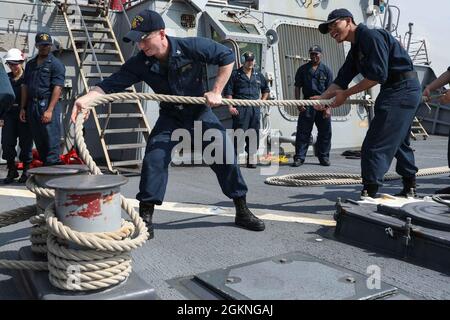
[[193, 252, 397, 300]]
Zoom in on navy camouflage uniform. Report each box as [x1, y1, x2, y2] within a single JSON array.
[[23, 53, 65, 165], [294, 61, 333, 162], [333, 23, 421, 189], [224, 66, 270, 160], [97, 36, 248, 205], [1, 72, 33, 165]]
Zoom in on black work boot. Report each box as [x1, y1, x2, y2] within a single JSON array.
[[395, 176, 417, 197], [18, 163, 30, 183], [246, 159, 257, 169], [139, 202, 155, 239], [4, 161, 18, 184], [233, 197, 265, 231], [291, 158, 304, 167], [361, 184, 379, 198], [246, 155, 257, 169]]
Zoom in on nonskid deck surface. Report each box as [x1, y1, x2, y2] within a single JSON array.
[[1, 135, 449, 299]]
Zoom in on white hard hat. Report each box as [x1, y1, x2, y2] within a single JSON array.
[[4, 48, 24, 63]]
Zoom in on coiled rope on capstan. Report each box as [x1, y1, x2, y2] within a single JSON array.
[[0, 177, 149, 291], [26, 176, 53, 253], [264, 166, 450, 187], [0, 95, 155, 291]]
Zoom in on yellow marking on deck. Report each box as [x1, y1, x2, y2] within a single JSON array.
[[0, 187, 336, 227]]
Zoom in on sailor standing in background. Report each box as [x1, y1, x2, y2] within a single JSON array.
[[20, 32, 65, 166], [291, 45, 333, 167], [1, 48, 33, 183], [312, 8, 421, 198], [423, 67, 450, 194], [224, 51, 270, 168]]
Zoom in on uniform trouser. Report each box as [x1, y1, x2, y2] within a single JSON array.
[[361, 78, 421, 186], [232, 106, 260, 161], [294, 106, 331, 161], [447, 127, 450, 168], [27, 98, 61, 166], [136, 107, 248, 205], [1, 109, 33, 163]]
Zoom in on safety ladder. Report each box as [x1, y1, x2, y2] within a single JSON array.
[[58, 0, 151, 173], [410, 117, 429, 140]]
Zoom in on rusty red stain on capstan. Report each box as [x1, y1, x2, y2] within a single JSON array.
[[102, 191, 115, 204], [64, 191, 117, 219], [64, 193, 102, 219]]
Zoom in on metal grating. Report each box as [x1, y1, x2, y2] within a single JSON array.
[[276, 23, 351, 120]]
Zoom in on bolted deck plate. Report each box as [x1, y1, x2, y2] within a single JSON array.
[[189, 252, 397, 300]]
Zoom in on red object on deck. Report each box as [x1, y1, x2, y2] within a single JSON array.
[[16, 148, 84, 170]]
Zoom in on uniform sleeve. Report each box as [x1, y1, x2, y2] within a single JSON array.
[[189, 37, 235, 67], [97, 56, 141, 94], [23, 62, 31, 86], [294, 66, 304, 88], [358, 29, 389, 83], [260, 73, 270, 94], [326, 66, 334, 89], [223, 72, 234, 96], [51, 60, 65, 87], [333, 51, 358, 89]]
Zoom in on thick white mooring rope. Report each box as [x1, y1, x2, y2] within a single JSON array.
[[0, 92, 441, 291], [264, 166, 450, 187]]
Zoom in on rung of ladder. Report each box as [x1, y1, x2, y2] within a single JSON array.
[[106, 143, 147, 150], [97, 113, 143, 118], [85, 73, 113, 78], [71, 27, 111, 33], [71, 16, 107, 23], [103, 128, 149, 134], [77, 49, 119, 54], [73, 37, 115, 43], [82, 61, 122, 66], [111, 160, 143, 167], [66, 2, 106, 9]]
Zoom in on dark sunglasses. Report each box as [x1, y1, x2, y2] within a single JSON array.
[[6, 61, 22, 65]]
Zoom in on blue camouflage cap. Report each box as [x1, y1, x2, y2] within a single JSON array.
[[123, 10, 166, 43], [309, 45, 322, 53], [318, 8, 354, 34], [243, 51, 255, 61]]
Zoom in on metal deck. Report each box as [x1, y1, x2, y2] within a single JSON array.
[[1, 135, 450, 300]]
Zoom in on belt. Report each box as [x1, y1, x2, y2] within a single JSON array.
[[32, 97, 49, 102], [385, 71, 417, 86]]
